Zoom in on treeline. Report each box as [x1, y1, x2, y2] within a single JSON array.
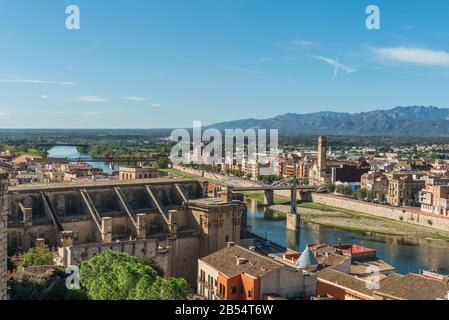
[[9, 247, 189, 301]]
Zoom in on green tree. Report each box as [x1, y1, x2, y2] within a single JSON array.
[[19, 245, 55, 270], [367, 190, 377, 202], [156, 156, 170, 169], [159, 277, 189, 300], [377, 191, 386, 202], [354, 188, 367, 200], [79, 250, 189, 300], [324, 183, 336, 194]]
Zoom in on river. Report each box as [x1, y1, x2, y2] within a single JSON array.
[[246, 198, 449, 275], [45, 145, 449, 275], [47, 146, 120, 173]]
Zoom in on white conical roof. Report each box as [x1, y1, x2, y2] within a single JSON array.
[[295, 246, 318, 269]]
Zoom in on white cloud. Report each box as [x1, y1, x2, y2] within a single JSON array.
[[258, 57, 272, 62], [313, 56, 356, 79], [70, 95, 109, 103], [223, 66, 264, 75], [121, 96, 148, 102], [41, 94, 49, 99], [150, 102, 161, 108], [373, 47, 449, 67], [0, 112, 12, 116], [291, 40, 317, 48], [0, 79, 76, 85], [86, 40, 104, 52]]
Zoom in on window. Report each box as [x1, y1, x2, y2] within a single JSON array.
[[248, 290, 252, 298], [225, 235, 229, 242], [231, 287, 237, 294]]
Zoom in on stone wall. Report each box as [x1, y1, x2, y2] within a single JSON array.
[[58, 238, 162, 266], [0, 173, 9, 300], [311, 193, 449, 232]]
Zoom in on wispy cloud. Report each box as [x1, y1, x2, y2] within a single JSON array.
[[121, 96, 148, 102], [373, 47, 449, 67], [70, 95, 109, 103], [86, 40, 104, 52], [258, 57, 272, 62], [0, 111, 12, 116], [223, 66, 264, 75], [150, 102, 161, 108], [291, 40, 318, 48], [41, 94, 49, 99], [0, 79, 76, 85], [313, 56, 357, 79]]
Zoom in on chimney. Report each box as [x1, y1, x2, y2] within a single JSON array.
[[249, 246, 256, 251], [227, 242, 236, 247], [236, 257, 247, 266]]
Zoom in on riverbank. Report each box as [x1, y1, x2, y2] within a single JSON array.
[[269, 202, 449, 246], [165, 168, 449, 245]]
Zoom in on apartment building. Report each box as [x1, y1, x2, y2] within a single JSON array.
[[387, 173, 425, 206], [420, 184, 449, 216], [361, 172, 388, 193]]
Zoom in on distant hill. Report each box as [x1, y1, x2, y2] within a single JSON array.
[[208, 106, 449, 136]]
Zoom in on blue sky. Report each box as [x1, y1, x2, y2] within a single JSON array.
[[1, 0, 449, 128]]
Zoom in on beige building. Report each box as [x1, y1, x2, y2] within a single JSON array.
[[361, 172, 388, 192], [420, 184, 449, 216], [119, 166, 158, 180], [6, 178, 245, 285], [44, 171, 65, 183], [242, 158, 273, 181], [308, 136, 331, 185], [387, 173, 425, 206]]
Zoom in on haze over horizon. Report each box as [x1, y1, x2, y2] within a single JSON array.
[[2, 1, 449, 128]]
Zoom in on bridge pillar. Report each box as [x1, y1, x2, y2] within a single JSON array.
[[136, 214, 146, 239], [263, 190, 274, 206], [101, 217, 113, 243], [286, 213, 300, 231]]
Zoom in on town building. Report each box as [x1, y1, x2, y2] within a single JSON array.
[[419, 184, 449, 216], [119, 166, 158, 180], [330, 164, 369, 184], [372, 271, 449, 300], [197, 243, 316, 300], [361, 172, 389, 193], [6, 178, 246, 285], [308, 136, 331, 185], [386, 173, 425, 206], [242, 157, 274, 181]]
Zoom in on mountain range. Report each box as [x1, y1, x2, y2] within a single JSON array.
[[208, 106, 449, 136]]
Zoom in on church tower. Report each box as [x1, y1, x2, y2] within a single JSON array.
[[318, 136, 327, 180]]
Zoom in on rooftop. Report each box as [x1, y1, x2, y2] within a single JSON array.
[[201, 244, 284, 278], [9, 177, 194, 192], [317, 268, 374, 298], [376, 273, 449, 300]]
